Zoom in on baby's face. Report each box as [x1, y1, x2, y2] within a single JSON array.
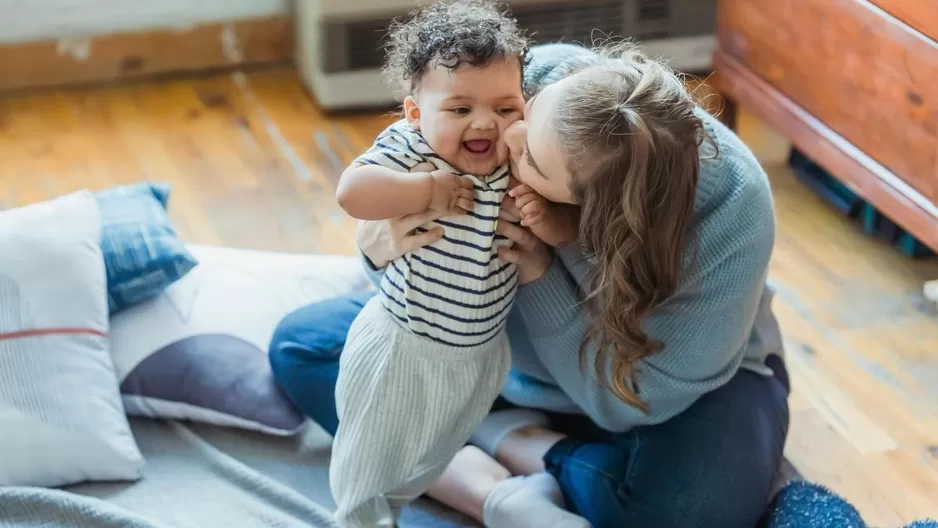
[[404, 59, 524, 176]]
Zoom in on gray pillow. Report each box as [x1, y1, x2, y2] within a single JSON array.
[[107, 244, 371, 435]]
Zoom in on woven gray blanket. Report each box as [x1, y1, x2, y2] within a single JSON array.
[[0, 418, 475, 528]]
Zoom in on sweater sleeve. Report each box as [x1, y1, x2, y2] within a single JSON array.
[[359, 250, 386, 288], [524, 43, 601, 95], [512, 151, 776, 432]]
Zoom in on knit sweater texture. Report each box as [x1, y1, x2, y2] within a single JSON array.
[[364, 43, 784, 432]]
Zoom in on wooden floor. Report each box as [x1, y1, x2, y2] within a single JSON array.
[[1, 67, 937, 525]]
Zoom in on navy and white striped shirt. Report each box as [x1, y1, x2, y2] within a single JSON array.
[[356, 120, 517, 347]]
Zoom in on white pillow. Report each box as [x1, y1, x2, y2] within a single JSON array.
[[109, 244, 370, 435], [0, 191, 144, 487]]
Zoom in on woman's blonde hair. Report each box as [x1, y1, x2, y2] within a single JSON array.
[[555, 41, 714, 413]]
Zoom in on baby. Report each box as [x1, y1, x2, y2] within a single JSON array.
[[330, 1, 545, 526]]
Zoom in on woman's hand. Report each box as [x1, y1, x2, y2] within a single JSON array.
[[528, 202, 580, 248], [503, 189, 580, 249], [357, 209, 452, 269], [496, 220, 551, 285]]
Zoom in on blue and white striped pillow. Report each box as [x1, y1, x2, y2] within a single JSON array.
[[95, 182, 197, 313]]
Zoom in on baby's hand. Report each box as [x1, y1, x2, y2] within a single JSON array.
[[509, 183, 548, 227], [428, 170, 474, 213]]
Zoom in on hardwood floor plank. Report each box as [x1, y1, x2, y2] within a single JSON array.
[[785, 344, 898, 454], [785, 409, 935, 526]]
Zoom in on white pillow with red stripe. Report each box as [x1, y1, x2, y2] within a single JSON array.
[[0, 191, 144, 487]]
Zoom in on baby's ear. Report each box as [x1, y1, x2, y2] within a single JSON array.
[[403, 96, 421, 130]]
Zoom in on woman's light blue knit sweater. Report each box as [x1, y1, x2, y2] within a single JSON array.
[[364, 43, 784, 433]]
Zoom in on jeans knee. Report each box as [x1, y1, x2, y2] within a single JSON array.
[[268, 318, 326, 393], [269, 291, 372, 352], [268, 291, 373, 388], [267, 335, 298, 388], [267, 293, 372, 437], [268, 338, 309, 401], [620, 469, 770, 528], [546, 437, 771, 528], [544, 440, 633, 528]]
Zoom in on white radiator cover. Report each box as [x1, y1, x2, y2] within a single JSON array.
[[0, 0, 287, 44], [295, 0, 717, 110]]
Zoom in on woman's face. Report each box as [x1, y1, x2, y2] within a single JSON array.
[[504, 76, 577, 204]]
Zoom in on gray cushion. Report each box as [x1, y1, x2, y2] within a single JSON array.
[[108, 244, 370, 435]]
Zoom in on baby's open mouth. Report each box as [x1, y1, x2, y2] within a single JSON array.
[[463, 139, 493, 154]]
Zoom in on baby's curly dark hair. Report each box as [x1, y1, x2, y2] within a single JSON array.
[[383, 0, 530, 97]]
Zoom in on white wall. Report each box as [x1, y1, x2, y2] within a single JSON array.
[[0, 0, 289, 44]]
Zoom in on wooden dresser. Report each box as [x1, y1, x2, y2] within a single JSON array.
[[712, 0, 938, 252]]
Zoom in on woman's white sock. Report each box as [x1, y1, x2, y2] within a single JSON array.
[[468, 408, 551, 457], [482, 473, 591, 528]]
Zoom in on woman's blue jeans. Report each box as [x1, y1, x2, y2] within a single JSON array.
[[269, 291, 791, 528]]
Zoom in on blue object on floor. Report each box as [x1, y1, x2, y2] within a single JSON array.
[[788, 148, 935, 260], [788, 149, 864, 218], [861, 203, 936, 259], [760, 480, 938, 528]]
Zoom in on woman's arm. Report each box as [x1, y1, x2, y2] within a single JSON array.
[[510, 172, 777, 432], [355, 208, 457, 285]]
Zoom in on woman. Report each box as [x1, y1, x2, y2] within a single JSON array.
[[270, 42, 790, 528]]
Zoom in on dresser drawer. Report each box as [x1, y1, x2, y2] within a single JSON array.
[[868, 0, 938, 43], [717, 0, 938, 204]]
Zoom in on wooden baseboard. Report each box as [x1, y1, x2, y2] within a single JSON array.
[[712, 50, 938, 253], [0, 15, 292, 93]]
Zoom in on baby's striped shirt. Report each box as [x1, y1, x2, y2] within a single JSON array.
[[356, 120, 517, 347]]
